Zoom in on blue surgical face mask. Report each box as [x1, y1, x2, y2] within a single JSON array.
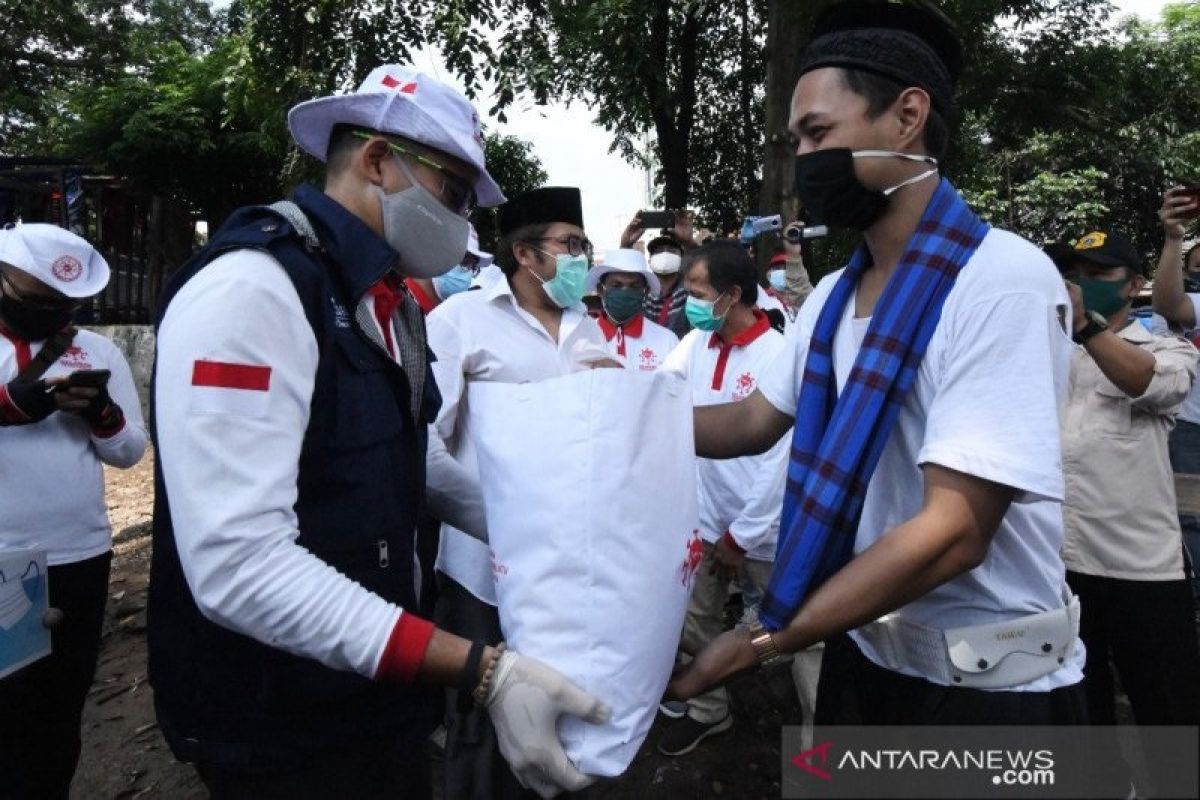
[[767, 269, 787, 292], [433, 265, 473, 300], [529, 251, 590, 309], [685, 293, 728, 332]]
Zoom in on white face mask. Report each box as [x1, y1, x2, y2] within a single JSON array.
[[648, 252, 682, 275], [0, 569, 32, 631]]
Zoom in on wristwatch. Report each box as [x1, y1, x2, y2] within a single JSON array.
[[1073, 310, 1108, 345], [747, 623, 783, 667]]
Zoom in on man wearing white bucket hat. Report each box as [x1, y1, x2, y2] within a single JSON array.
[[149, 66, 607, 799], [588, 248, 679, 371], [0, 223, 148, 797]]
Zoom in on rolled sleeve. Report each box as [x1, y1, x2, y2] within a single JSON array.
[[1129, 336, 1198, 415]]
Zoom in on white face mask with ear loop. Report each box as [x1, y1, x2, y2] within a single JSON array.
[[0, 567, 33, 631]]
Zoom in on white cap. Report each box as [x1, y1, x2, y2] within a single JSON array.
[[288, 65, 505, 207], [466, 224, 493, 270], [586, 248, 660, 295], [0, 223, 109, 298]]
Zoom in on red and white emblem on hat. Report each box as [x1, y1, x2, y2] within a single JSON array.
[[51, 254, 83, 282], [381, 74, 418, 94]]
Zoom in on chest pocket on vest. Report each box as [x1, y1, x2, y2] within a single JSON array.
[[331, 334, 406, 450]]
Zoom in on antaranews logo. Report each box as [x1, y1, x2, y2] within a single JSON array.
[[788, 740, 1055, 793]]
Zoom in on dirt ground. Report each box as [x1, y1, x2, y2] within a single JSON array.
[[74, 447, 801, 799]]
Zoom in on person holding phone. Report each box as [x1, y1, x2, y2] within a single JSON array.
[[0, 223, 148, 798], [1151, 184, 1200, 601]]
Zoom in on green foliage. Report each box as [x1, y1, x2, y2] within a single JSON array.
[[471, 133, 550, 249]]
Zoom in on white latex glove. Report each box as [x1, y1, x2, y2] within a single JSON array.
[[486, 651, 611, 798]]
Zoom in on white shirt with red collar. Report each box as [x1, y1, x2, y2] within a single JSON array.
[[596, 313, 679, 372], [661, 309, 788, 561], [1, 325, 147, 565]]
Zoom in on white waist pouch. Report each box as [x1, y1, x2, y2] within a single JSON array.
[[467, 369, 699, 776], [857, 590, 1080, 689]]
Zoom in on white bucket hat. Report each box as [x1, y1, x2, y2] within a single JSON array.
[[0, 223, 110, 298], [288, 65, 505, 208], [586, 248, 660, 295]]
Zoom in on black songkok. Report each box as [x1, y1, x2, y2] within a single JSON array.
[[799, 1, 963, 115]]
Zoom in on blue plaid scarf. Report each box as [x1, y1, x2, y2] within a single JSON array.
[[759, 179, 989, 631]]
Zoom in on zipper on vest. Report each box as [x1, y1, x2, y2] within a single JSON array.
[[377, 540, 390, 568]]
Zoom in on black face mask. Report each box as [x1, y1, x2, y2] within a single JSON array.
[[0, 294, 75, 340], [793, 149, 939, 231]]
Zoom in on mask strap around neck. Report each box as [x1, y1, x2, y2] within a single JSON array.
[[882, 168, 939, 197]]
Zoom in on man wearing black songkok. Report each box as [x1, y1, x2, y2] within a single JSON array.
[[426, 187, 611, 798], [672, 0, 1090, 741]]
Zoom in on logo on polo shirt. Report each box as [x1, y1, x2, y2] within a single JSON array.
[[638, 347, 657, 370], [60, 344, 91, 370], [679, 529, 704, 588], [51, 255, 82, 282], [732, 371, 756, 401]]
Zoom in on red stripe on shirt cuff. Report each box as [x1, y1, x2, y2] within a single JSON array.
[[375, 613, 435, 683], [0, 384, 31, 425], [91, 411, 126, 439], [191, 361, 272, 391]]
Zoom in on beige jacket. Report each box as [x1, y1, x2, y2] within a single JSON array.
[[1061, 323, 1198, 580]]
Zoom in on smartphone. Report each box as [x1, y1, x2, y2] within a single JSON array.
[[60, 369, 111, 388], [639, 210, 674, 229]]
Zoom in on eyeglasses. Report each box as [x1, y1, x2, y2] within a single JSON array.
[[0, 271, 80, 313], [354, 131, 476, 215], [530, 235, 594, 258]]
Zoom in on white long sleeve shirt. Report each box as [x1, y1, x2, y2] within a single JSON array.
[[662, 310, 788, 561], [426, 276, 607, 605], [155, 250, 434, 680], [1, 327, 147, 565]]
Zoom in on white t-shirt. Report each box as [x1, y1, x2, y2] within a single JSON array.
[[1, 329, 147, 565], [757, 228, 1084, 691]]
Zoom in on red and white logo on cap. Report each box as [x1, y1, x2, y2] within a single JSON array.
[[381, 74, 418, 94], [51, 255, 83, 282]]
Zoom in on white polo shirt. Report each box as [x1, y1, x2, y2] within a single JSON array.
[[596, 313, 679, 372], [427, 274, 607, 605], [1, 328, 147, 565], [757, 228, 1085, 691], [663, 310, 788, 561]]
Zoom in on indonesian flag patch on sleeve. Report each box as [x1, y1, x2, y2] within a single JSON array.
[[189, 360, 272, 417]]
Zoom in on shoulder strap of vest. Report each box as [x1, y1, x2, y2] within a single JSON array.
[[267, 200, 322, 252], [17, 326, 77, 382]]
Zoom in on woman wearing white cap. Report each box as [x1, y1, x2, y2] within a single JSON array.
[[588, 249, 679, 371], [149, 65, 605, 799], [0, 223, 148, 798]]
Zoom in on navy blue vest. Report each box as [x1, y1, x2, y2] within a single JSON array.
[[147, 191, 442, 768]]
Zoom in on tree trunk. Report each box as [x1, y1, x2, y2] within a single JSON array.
[[757, 0, 816, 223]]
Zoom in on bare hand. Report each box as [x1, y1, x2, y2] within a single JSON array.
[[1064, 279, 1086, 334], [709, 534, 744, 579], [1160, 186, 1200, 240], [620, 215, 645, 249], [669, 209, 696, 246], [667, 628, 757, 701], [583, 357, 624, 370], [49, 383, 99, 416]]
